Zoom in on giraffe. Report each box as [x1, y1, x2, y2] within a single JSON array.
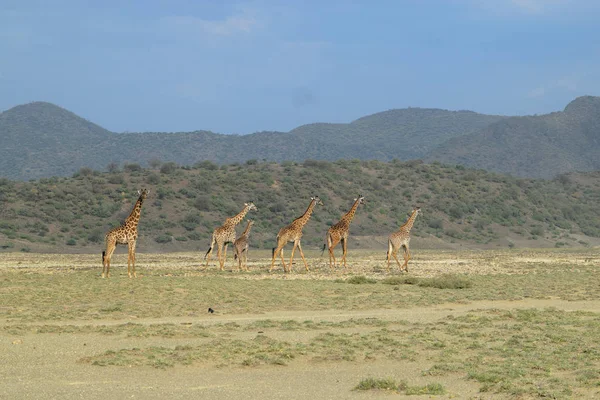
[[322, 195, 365, 270], [386, 206, 421, 272], [233, 220, 254, 272], [204, 202, 257, 271], [102, 189, 149, 278], [270, 196, 324, 273]]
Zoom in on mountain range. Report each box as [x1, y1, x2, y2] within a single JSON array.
[[1, 96, 599, 180]]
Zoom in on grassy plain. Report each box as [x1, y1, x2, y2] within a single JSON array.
[[1, 248, 599, 399]]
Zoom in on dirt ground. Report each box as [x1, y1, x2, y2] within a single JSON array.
[[1, 249, 600, 399]]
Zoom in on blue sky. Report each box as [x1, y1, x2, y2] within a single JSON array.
[[1, 0, 599, 134]]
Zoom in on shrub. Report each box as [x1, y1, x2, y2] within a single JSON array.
[[154, 234, 172, 243], [123, 163, 142, 172], [354, 377, 401, 391], [160, 162, 178, 174], [418, 274, 472, 289], [345, 276, 377, 284]]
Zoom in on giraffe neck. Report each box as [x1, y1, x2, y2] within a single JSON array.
[[241, 221, 253, 237], [227, 205, 251, 227], [125, 195, 145, 228], [400, 210, 419, 233], [295, 199, 317, 228], [341, 198, 361, 225]]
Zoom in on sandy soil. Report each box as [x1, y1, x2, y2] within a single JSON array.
[[3, 298, 600, 400]]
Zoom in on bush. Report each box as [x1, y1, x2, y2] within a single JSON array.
[[123, 163, 142, 172], [354, 377, 402, 391], [160, 162, 178, 174], [344, 276, 377, 284], [428, 219, 444, 230], [154, 234, 172, 243], [418, 274, 472, 289]]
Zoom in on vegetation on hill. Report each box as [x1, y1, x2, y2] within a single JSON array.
[[0, 160, 598, 254], [2, 97, 599, 180], [427, 96, 600, 178], [0, 102, 503, 180]]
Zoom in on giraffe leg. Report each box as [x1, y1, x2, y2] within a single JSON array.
[[131, 241, 137, 278], [280, 247, 287, 272], [235, 249, 241, 272], [103, 239, 116, 278], [243, 248, 249, 271], [402, 245, 411, 272], [204, 236, 216, 267], [270, 243, 285, 272], [222, 243, 229, 270], [392, 250, 403, 271], [296, 241, 309, 272], [328, 237, 339, 270], [289, 241, 299, 273], [341, 238, 348, 269], [127, 241, 137, 278], [386, 241, 393, 272], [216, 241, 224, 271]]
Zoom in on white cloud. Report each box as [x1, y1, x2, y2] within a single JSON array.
[[470, 0, 594, 16], [161, 11, 259, 37], [527, 72, 582, 98], [528, 86, 546, 98]]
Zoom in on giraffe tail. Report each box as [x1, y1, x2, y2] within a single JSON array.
[[102, 251, 105, 264], [204, 247, 212, 259], [321, 243, 326, 256], [272, 247, 275, 257]]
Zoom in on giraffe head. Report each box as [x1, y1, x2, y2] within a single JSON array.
[[245, 202, 258, 212], [137, 189, 149, 202], [312, 196, 324, 206], [354, 195, 366, 205], [413, 206, 421, 216]]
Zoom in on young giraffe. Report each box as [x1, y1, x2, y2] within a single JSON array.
[[270, 196, 324, 273], [204, 202, 257, 271], [102, 189, 149, 278], [233, 220, 254, 272], [322, 195, 365, 270], [386, 206, 421, 272]]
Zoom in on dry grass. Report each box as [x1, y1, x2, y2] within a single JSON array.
[[2, 248, 600, 398]]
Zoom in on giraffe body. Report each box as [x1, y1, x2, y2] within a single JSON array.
[[233, 220, 254, 271], [386, 207, 421, 272], [323, 195, 365, 269], [205, 202, 257, 271], [102, 189, 149, 278], [270, 196, 323, 273]]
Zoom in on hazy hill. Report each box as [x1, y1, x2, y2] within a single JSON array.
[[0, 102, 112, 179], [426, 96, 600, 178], [1, 97, 599, 180], [0, 102, 503, 180], [0, 160, 598, 255]]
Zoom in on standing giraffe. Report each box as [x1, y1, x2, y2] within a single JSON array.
[[204, 202, 257, 271], [233, 220, 254, 272], [322, 195, 365, 270], [386, 206, 421, 272], [270, 196, 324, 273], [102, 189, 149, 278]]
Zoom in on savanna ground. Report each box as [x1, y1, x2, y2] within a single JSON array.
[[1, 248, 600, 399]]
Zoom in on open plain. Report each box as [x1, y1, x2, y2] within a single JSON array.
[[1, 248, 600, 399]]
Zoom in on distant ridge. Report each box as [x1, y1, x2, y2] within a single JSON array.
[[426, 96, 600, 178], [0, 97, 598, 180]]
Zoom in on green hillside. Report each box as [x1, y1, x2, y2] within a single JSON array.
[[0, 102, 503, 180], [0, 160, 598, 255], [3, 97, 599, 180], [427, 96, 600, 178]]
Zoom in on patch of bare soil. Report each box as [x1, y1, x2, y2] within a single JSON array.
[[3, 299, 600, 400]]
